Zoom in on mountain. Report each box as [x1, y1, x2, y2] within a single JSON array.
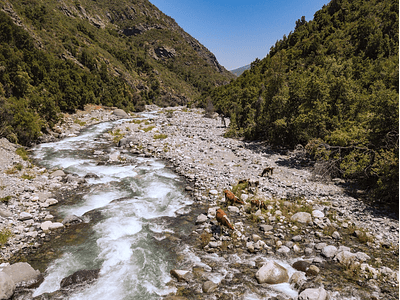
[[230, 64, 250, 77], [207, 0, 399, 207], [0, 0, 234, 145]]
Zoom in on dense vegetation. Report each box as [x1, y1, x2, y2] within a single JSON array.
[[0, 0, 233, 145], [207, 0, 399, 207]]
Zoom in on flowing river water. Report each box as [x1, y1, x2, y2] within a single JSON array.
[[27, 115, 303, 300], [31, 118, 193, 299]]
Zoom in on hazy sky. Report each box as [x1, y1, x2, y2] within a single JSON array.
[[148, 0, 330, 70]]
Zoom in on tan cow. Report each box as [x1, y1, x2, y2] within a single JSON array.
[[216, 208, 234, 230]]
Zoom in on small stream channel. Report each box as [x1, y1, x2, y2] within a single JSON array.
[[31, 117, 193, 299]]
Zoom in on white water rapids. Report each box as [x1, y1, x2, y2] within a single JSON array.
[[32, 119, 192, 299]]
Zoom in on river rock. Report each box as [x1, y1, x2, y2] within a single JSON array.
[[207, 207, 217, 218], [170, 270, 192, 282], [312, 210, 324, 218], [332, 231, 341, 240], [41, 221, 64, 231], [228, 206, 239, 213], [277, 246, 290, 255], [0, 271, 15, 300], [334, 251, 356, 264], [62, 215, 83, 226], [113, 109, 129, 118], [209, 189, 218, 196], [306, 265, 320, 276], [298, 286, 328, 300], [60, 269, 100, 288], [49, 222, 64, 230], [291, 212, 312, 224], [321, 245, 338, 258], [1, 262, 41, 288], [18, 212, 33, 221], [196, 214, 208, 224], [255, 261, 289, 284], [202, 280, 218, 293], [84, 172, 100, 179], [0, 209, 12, 218], [293, 260, 310, 272], [40, 221, 52, 231], [355, 252, 371, 262], [50, 170, 65, 178], [46, 198, 58, 206], [259, 225, 273, 232], [290, 271, 306, 290]]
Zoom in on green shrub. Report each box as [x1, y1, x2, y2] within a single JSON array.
[[16, 147, 29, 161], [142, 126, 155, 132], [0, 228, 12, 245], [0, 196, 11, 203], [153, 134, 168, 139]]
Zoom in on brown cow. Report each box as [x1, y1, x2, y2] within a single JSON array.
[[216, 209, 234, 230], [224, 189, 244, 205], [250, 199, 267, 210]]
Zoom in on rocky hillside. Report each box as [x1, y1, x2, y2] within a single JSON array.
[[0, 0, 234, 145]]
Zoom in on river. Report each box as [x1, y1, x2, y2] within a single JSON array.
[[31, 118, 193, 299]]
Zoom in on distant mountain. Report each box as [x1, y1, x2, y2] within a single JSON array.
[[0, 0, 234, 145], [230, 64, 250, 76], [208, 0, 399, 207]]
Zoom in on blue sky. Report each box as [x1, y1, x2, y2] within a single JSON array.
[[148, 0, 330, 70]]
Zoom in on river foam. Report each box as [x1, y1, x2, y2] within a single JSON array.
[[33, 120, 192, 299]]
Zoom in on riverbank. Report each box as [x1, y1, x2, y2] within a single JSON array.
[[0, 105, 398, 299], [110, 105, 398, 299], [0, 105, 130, 298]]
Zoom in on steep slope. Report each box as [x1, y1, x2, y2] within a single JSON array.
[[207, 0, 399, 207], [0, 0, 234, 144]]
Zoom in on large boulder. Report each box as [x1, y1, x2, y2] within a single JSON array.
[[321, 245, 338, 259], [41, 221, 64, 232], [291, 212, 312, 224], [0, 272, 15, 300], [255, 261, 289, 284], [113, 109, 129, 119], [1, 262, 41, 288], [50, 170, 65, 178], [298, 287, 328, 300], [60, 269, 100, 288]]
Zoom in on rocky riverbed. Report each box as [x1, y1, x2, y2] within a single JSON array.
[[0, 105, 398, 300]]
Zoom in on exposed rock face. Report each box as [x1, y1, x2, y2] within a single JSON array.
[[255, 261, 289, 284]]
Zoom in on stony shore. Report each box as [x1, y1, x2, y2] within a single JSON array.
[[0, 105, 398, 300]]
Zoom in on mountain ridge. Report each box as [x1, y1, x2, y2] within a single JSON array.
[[0, 0, 234, 144], [230, 64, 250, 77]]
